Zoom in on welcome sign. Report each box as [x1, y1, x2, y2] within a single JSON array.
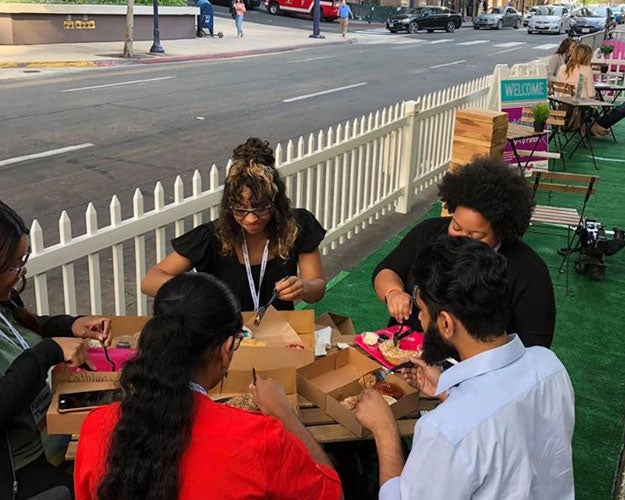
[[500, 78, 548, 105]]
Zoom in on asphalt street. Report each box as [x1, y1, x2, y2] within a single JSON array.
[[0, 16, 564, 242]]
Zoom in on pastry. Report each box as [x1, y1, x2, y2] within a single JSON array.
[[379, 340, 420, 366], [360, 373, 377, 389], [225, 393, 259, 411], [372, 381, 404, 400], [361, 331, 379, 346], [339, 395, 359, 411], [240, 338, 266, 347]]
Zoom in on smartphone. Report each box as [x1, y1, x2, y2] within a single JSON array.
[[58, 388, 122, 413]]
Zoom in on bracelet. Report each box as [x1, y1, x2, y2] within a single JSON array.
[[384, 288, 403, 304]]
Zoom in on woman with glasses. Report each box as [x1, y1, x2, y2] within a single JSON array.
[[142, 138, 327, 311], [0, 201, 111, 500], [75, 272, 342, 500]]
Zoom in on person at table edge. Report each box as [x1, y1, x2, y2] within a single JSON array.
[[357, 236, 574, 499], [372, 157, 556, 348], [141, 138, 327, 311]]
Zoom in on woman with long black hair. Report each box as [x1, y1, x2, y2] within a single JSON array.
[[75, 272, 342, 500], [0, 201, 111, 500]]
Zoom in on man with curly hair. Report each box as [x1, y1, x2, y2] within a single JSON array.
[[372, 157, 555, 348]]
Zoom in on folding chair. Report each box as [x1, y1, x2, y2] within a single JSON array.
[[518, 108, 566, 171], [529, 171, 599, 295]]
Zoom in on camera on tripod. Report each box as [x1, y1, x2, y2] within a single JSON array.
[[574, 218, 625, 280]]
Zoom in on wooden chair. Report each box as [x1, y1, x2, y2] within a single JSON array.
[[529, 171, 599, 294], [548, 81, 575, 97]]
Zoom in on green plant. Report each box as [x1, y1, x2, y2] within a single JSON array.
[[531, 102, 550, 124], [599, 44, 614, 57]]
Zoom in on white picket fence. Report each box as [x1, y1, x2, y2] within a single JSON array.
[[27, 74, 492, 317]]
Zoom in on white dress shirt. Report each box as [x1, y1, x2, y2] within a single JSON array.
[[380, 335, 575, 500]]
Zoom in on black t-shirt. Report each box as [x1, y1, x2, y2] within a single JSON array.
[[372, 217, 556, 348], [172, 209, 326, 312]]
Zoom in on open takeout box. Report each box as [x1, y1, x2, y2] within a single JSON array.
[[208, 366, 298, 415], [315, 312, 357, 347], [230, 307, 315, 370], [297, 348, 420, 437]]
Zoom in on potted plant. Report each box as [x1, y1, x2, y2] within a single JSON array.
[[531, 102, 550, 132], [599, 44, 614, 73]]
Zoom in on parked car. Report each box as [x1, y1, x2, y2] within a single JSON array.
[[527, 5, 571, 34], [264, 0, 338, 20], [614, 5, 625, 24], [385, 6, 462, 34], [569, 6, 615, 34], [473, 6, 522, 29], [523, 6, 538, 26]]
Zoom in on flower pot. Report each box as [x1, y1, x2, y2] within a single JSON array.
[[600, 63, 608, 74], [534, 121, 546, 132]]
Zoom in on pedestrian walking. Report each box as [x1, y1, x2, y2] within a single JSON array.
[[482, 0, 488, 12], [338, 0, 353, 38], [233, 0, 246, 38]]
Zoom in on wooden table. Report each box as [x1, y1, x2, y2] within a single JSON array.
[[548, 95, 615, 170], [63, 395, 441, 460], [506, 123, 549, 172]]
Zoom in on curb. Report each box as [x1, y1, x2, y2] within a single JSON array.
[[0, 39, 348, 70]]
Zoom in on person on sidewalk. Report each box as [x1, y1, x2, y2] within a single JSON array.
[[338, 0, 354, 38], [233, 0, 246, 37], [356, 235, 575, 500], [372, 157, 556, 348]]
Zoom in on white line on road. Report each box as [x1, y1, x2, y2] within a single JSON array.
[[456, 40, 489, 45], [534, 43, 559, 50], [428, 39, 453, 44], [488, 47, 525, 55], [493, 42, 526, 47], [0, 143, 94, 168], [290, 55, 339, 63], [430, 60, 467, 69], [63, 76, 174, 93], [283, 82, 368, 103]]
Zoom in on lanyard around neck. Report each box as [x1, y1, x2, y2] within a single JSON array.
[[189, 381, 208, 396], [242, 236, 270, 312], [0, 309, 30, 351]]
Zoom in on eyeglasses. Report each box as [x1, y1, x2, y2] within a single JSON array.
[[231, 205, 272, 219], [231, 330, 245, 351], [9, 250, 30, 276]]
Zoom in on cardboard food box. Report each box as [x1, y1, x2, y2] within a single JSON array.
[[208, 366, 299, 414], [230, 308, 315, 370], [297, 348, 420, 437], [47, 316, 149, 435], [315, 312, 356, 346]]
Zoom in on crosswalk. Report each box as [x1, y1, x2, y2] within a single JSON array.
[[351, 29, 559, 52]]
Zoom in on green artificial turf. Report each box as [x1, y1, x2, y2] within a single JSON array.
[[307, 120, 625, 499]]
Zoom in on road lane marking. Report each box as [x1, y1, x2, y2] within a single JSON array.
[[290, 55, 339, 63], [494, 42, 526, 47], [427, 39, 453, 44], [63, 76, 174, 93], [489, 47, 525, 55], [456, 40, 489, 45], [430, 60, 467, 69], [283, 82, 368, 103], [0, 143, 94, 168], [534, 43, 559, 50]]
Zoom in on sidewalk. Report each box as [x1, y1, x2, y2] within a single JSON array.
[[0, 18, 346, 70]]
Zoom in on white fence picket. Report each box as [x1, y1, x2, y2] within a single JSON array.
[[27, 75, 492, 315]]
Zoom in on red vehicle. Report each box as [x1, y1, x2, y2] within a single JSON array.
[[264, 0, 340, 21]]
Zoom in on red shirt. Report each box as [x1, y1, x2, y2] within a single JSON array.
[[74, 394, 341, 500]]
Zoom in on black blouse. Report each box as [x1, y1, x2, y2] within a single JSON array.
[[172, 209, 326, 311], [372, 217, 556, 348]]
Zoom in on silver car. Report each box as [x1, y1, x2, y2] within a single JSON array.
[[473, 6, 523, 29], [528, 5, 571, 34]]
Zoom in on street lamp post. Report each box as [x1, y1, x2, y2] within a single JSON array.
[[150, 0, 165, 54]]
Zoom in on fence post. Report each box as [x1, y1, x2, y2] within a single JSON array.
[[396, 100, 420, 214]]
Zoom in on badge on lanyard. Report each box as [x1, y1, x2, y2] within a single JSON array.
[[242, 237, 270, 312], [30, 385, 52, 429]]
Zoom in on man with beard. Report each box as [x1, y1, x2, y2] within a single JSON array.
[[355, 236, 574, 500]]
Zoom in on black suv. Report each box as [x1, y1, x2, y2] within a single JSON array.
[[386, 7, 462, 34]]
